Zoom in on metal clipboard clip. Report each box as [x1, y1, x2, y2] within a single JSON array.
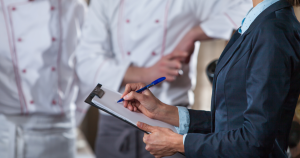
[[85, 84, 105, 105]]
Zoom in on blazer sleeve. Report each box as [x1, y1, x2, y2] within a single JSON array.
[[188, 109, 212, 134], [184, 22, 293, 157]]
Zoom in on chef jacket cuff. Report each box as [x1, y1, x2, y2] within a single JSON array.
[[96, 60, 132, 92], [175, 106, 190, 135]]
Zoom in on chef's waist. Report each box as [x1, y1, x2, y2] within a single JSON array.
[[0, 111, 74, 130], [0, 101, 75, 119]]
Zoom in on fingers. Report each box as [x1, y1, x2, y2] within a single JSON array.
[[164, 60, 182, 69], [137, 122, 155, 133], [167, 50, 189, 59], [160, 54, 185, 82], [142, 128, 176, 158], [166, 50, 189, 61], [123, 91, 144, 102], [121, 83, 147, 98], [143, 133, 149, 143], [124, 100, 137, 111], [123, 91, 144, 111], [159, 66, 180, 82]]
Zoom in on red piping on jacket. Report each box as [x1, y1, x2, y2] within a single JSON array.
[[224, 12, 239, 29], [3, 0, 32, 114], [160, 0, 171, 56], [57, 0, 65, 115]]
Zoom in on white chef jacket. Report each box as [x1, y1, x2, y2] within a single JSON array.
[[0, 0, 88, 124], [76, 0, 252, 109]]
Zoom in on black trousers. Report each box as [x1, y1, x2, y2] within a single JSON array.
[[95, 114, 153, 158]]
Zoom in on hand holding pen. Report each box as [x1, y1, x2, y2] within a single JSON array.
[[119, 77, 166, 116], [118, 77, 166, 103]]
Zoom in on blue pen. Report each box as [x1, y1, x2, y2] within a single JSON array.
[[117, 77, 166, 103]]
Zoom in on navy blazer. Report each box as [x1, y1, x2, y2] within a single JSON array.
[[184, 1, 300, 157]]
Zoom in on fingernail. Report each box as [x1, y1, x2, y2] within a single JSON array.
[[124, 95, 128, 99], [138, 122, 143, 128]]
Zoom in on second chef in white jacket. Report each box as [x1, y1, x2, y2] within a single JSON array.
[[76, 0, 252, 157], [0, 0, 88, 157]]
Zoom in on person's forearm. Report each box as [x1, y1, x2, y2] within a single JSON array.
[[171, 26, 212, 63], [122, 66, 147, 86], [155, 104, 180, 127], [189, 26, 212, 41]]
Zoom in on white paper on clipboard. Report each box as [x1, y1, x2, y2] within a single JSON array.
[[91, 87, 178, 133]]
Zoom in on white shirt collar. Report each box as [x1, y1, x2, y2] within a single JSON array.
[[239, 0, 280, 34]]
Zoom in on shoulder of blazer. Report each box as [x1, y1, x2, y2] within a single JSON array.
[[247, 6, 300, 73], [248, 4, 299, 49], [253, 10, 296, 36], [243, 0, 292, 36], [261, 7, 299, 31]]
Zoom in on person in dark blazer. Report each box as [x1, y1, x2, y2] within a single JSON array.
[[120, 0, 300, 157]]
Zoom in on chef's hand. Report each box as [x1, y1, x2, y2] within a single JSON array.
[[137, 122, 184, 158], [122, 26, 210, 85], [143, 51, 188, 83], [171, 26, 211, 64], [171, 44, 194, 64], [121, 83, 179, 126]]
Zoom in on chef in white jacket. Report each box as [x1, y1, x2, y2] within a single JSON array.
[[76, 0, 252, 158], [0, 0, 88, 157]]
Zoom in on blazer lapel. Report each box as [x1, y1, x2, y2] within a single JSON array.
[[210, 32, 247, 132], [214, 33, 247, 77], [218, 30, 241, 61], [214, 0, 292, 80], [215, 0, 291, 78]]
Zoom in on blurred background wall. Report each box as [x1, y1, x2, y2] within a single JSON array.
[[192, 40, 227, 111]]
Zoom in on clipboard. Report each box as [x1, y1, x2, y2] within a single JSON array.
[[85, 84, 186, 158], [85, 84, 178, 134]]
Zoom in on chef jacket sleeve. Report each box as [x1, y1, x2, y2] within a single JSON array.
[[75, 0, 131, 125], [192, 0, 252, 40]]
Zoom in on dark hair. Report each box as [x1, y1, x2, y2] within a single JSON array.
[[286, 0, 300, 6]]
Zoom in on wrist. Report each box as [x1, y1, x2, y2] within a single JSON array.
[[140, 67, 151, 83], [171, 134, 185, 153], [155, 103, 179, 127], [190, 26, 211, 41], [188, 28, 200, 42], [123, 66, 147, 85]]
